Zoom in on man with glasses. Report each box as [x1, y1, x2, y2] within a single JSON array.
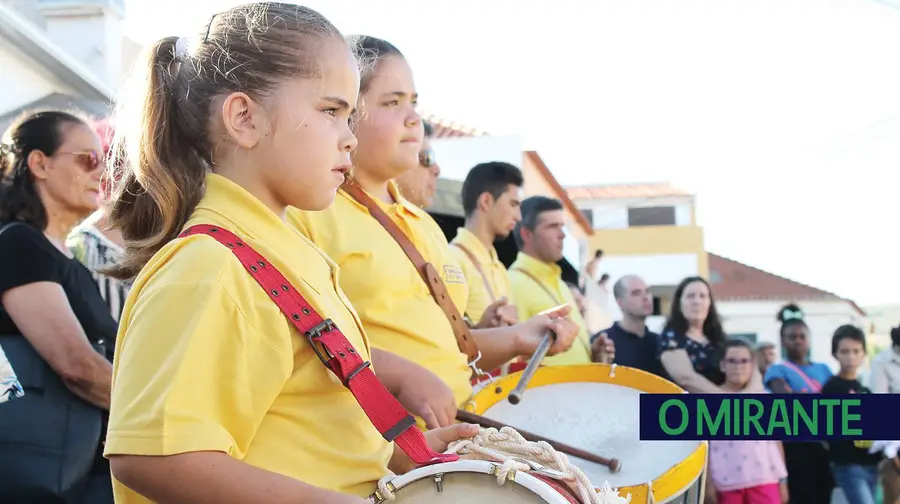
[[396, 121, 440, 208]]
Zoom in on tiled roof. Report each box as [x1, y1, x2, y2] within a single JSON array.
[[567, 182, 692, 201], [708, 253, 865, 315], [420, 112, 487, 138]]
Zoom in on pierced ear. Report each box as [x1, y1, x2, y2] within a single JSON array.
[[221, 92, 266, 149], [26, 150, 50, 180]]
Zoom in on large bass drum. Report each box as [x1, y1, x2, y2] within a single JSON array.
[[465, 364, 708, 504]]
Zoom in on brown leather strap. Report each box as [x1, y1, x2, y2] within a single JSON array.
[[342, 180, 480, 362], [451, 242, 497, 303], [512, 267, 564, 305]]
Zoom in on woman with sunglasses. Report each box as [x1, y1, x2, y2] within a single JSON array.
[[395, 121, 440, 208], [0, 110, 116, 503]]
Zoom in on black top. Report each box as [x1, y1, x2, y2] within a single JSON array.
[[0, 222, 118, 356], [593, 322, 668, 379], [658, 329, 725, 385], [821, 376, 883, 466]]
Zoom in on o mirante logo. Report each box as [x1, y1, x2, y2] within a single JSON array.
[[639, 394, 899, 441]]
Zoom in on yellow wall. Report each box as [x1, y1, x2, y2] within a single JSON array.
[[588, 225, 709, 278]]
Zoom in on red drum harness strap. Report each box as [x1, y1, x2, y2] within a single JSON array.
[[178, 224, 457, 467]]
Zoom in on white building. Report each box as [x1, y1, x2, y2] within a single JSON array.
[[566, 182, 709, 332], [0, 0, 140, 130], [709, 253, 868, 372]]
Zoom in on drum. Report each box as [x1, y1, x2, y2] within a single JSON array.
[[464, 364, 708, 504], [370, 460, 583, 503]]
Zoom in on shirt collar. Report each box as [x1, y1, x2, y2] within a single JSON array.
[[452, 228, 500, 264], [339, 179, 421, 219], [192, 173, 336, 268], [512, 251, 561, 281]]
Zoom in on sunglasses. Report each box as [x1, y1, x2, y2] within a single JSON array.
[[58, 150, 101, 171], [419, 148, 436, 168]]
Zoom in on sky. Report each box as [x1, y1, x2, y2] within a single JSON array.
[[121, 0, 900, 307]]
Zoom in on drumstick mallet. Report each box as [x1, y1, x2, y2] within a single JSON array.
[[456, 409, 622, 473], [508, 330, 555, 405]]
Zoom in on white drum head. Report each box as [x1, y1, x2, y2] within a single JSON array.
[[377, 460, 572, 503], [482, 382, 701, 488]]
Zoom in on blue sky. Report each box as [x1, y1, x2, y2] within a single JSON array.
[[122, 0, 900, 306]]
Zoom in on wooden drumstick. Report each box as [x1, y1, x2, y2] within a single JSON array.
[[508, 330, 554, 405], [456, 410, 622, 474]]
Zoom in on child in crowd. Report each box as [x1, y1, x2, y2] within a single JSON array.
[[706, 339, 788, 504], [821, 325, 883, 504]]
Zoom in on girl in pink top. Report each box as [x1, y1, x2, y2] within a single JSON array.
[[706, 339, 788, 504]]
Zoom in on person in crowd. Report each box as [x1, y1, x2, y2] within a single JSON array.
[[756, 341, 778, 376], [0, 110, 115, 502], [868, 324, 900, 504], [509, 195, 613, 366], [394, 121, 439, 208], [100, 5, 479, 504], [658, 276, 762, 392], [821, 325, 882, 504], [593, 275, 666, 378], [579, 250, 612, 335], [449, 161, 523, 327], [763, 304, 835, 504], [287, 35, 581, 430], [0, 341, 23, 403], [566, 281, 588, 318], [706, 339, 788, 504], [598, 273, 610, 291], [67, 121, 130, 321]]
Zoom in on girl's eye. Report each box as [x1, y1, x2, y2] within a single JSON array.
[[324, 108, 338, 117], [386, 100, 400, 106]]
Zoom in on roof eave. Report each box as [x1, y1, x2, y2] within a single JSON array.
[[524, 151, 593, 236], [0, 3, 113, 104]]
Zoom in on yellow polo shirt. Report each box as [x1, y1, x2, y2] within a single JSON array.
[[508, 252, 592, 366], [105, 174, 392, 503], [449, 227, 512, 323], [286, 182, 472, 408]]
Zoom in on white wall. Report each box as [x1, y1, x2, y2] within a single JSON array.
[[41, 3, 124, 89], [576, 195, 694, 229], [430, 135, 524, 182], [717, 299, 869, 373], [0, 37, 74, 114], [598, 253, 700, 320]]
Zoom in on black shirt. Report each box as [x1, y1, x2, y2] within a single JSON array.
[[0, 222, 119, 475], [0, 222, 118, 355], [821, 376, 883, 466], [593, 322, 668, 379], [658, 329, 725, 386]]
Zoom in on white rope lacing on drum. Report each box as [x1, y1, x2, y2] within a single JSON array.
[[442, 426, 632, 504], [608, 364, 617, 378], [646, 479, 654, 504]]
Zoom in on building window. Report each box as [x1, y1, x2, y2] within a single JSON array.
[[729, 333, 758, 344], [580, 208, 593, 228], [627, 206, 676, 227], [652, 296, 663, 316]]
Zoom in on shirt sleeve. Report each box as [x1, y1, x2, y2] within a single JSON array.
[[763, 363, 786, 387], [0, 223, 62, 297], [104, 278, 292, 458], [869, 356, 889, 394]]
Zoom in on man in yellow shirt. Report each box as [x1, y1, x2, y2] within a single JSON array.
[[509, 196, 613, 366], [449, 161, 523, 327]]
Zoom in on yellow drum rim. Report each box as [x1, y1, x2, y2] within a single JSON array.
[[465, 364, 708, 504]]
